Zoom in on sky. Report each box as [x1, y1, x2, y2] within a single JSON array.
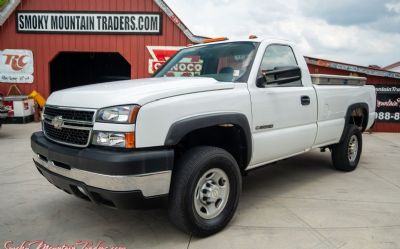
[[165, 0, 400, 67]]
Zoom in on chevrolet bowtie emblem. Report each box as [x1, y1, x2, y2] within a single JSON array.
[[51, 116, 63, 129]]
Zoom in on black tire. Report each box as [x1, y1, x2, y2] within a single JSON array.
[[331, 125, 362, 171], [168, 146, 242, 237]]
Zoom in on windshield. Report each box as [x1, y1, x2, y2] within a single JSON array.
[[153, 42, 259, 82]]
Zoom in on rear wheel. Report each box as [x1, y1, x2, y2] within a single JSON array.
[[331, 125, 362, 171], [168, 146, 241, 237]]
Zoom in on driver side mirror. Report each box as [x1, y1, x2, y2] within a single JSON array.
[[257, 66, 302, 87]]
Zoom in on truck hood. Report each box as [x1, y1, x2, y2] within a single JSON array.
[[47, 77, 234, 109]]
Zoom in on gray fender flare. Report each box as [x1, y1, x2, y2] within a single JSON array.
[[339, 103, 369, 143], [164, 113, 252, 166]]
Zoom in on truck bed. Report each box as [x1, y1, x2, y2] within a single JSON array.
[[312, 84, 376, 148]]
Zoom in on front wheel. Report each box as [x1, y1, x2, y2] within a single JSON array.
[[168, 146, 242, 237], [331, 125, 362, 171]]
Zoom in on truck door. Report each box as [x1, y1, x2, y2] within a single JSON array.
[[248, 44, 317, 168]]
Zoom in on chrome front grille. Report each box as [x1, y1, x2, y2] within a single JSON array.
[[44, 106, 94, 122], [43, 106, 95, 147]]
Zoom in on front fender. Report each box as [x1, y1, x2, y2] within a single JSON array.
[[164, 113, 252, 165]]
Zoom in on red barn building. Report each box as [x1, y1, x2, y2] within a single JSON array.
[[0, 0, 204, 97], [1, 1, 399, 132]]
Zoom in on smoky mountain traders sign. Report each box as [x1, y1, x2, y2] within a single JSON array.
[[16, 11, 162, 34], [375, 85, 400, 122]]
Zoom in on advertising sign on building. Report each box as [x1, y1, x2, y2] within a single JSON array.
[[147, 46, 183, 74], [375, 85, 400, 122], [0, 49, 34, 83], [16, 11, 161, 34], [164, 56, 203, 77], [147, 46, 203, 76]]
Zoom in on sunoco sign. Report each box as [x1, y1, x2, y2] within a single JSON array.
[[147, 46, 203, 76], [16, 11, 162, 34]]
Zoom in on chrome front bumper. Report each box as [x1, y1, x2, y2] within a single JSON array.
[[33, 153, 172, 197]]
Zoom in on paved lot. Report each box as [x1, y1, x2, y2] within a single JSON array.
[[1, 123, 400, 249]]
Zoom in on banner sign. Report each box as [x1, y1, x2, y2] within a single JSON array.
[[16, 11, 162, 34], [375, 85, 400, 122], [0, 49, 34, 83]]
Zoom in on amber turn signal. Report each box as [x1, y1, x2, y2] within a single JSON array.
[[128, 105, 141, 124], [125, 132, 135, 149]]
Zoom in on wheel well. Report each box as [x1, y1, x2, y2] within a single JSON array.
[[338, 103, 369, 143], [174, 125, 249, 172], [349, 107, 368, 131]]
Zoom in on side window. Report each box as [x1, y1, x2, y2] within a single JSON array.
[[258, 45, 302, 87]]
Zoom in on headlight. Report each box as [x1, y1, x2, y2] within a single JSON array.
[[96, 105, 140, 123], [92, 131, 135, 148]]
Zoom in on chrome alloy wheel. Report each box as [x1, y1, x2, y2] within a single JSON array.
[[194, 168, 230, 219], [348, 135, 359, 163]]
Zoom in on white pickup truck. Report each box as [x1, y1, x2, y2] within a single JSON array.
[[31, 38, 376, 237]]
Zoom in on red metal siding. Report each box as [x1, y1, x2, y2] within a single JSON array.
[[0, 0, 190, 98], [308, 64, 400, 132]]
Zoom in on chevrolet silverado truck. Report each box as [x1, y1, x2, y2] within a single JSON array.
[[31, 38, 376, 237]]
